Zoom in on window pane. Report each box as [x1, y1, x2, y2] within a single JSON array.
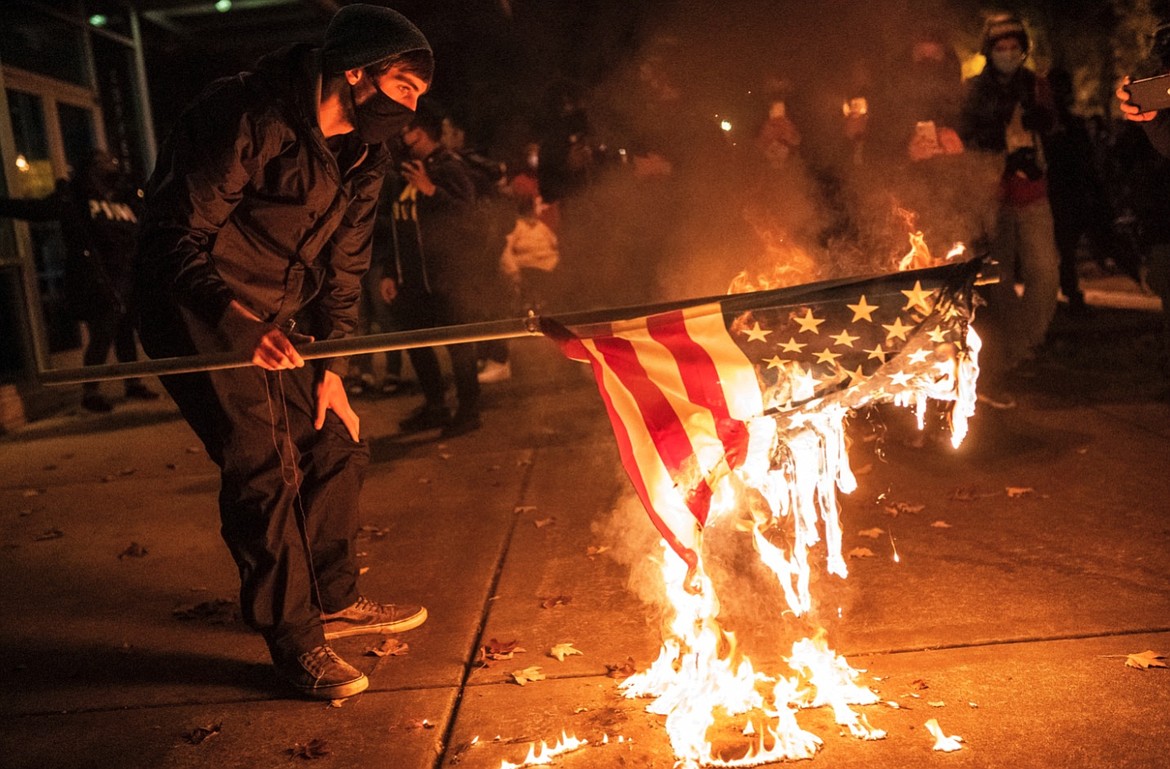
[[0, 2, 90, 86], [57, 103, 96, 181], [5, 89, 54, 199]]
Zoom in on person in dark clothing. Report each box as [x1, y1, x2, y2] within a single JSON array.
[[134, 4, 432, 700], [379, 104, 482, 437], [0, 150, 159, 412], [1117, 22, 1170, 394], [958, 14, 1061, 375], [1046, 68, 1143, 315]]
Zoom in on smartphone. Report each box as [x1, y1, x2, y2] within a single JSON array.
[[1126, 73, 1170, 113]]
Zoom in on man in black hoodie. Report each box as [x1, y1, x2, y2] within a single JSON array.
[[135, 4, 432, 700]]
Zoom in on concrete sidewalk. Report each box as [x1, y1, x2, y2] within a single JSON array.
[[1, 308, 1168, 769]]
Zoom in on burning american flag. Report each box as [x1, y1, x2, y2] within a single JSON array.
[[542, 258, 982, 578]]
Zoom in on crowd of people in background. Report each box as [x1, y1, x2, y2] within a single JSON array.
[[8, 8, 1170, 420]]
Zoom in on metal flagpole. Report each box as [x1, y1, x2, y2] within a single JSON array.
[[36, 260, 990, 386]]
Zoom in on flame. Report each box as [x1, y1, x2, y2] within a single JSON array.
[[499, 732, 587, 768], [925, 718, 964, 752], [609, 260, 980, 766]]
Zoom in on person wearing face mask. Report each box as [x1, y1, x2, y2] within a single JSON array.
[[958, 13, 1060, 391], [0, 149, 159, 412], [134, 4, 432, 700]]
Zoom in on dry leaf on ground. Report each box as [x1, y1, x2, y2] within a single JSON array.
[[367, 638, 410, 657], [534, 517, 555, 528], [1125, 650, 1168, 670], [181, 722, 221, 745], [33, 528, 64, 541], [482, 639, 525, 661], [540, 595, 572, 609], [586, 545, 610, 557], [847, 547, 875, 559], [948, 485, 998, 501], [858, 528, 884, 539], [930, 521, 952, 529], [356, 525, 389, 540], [549, 643, 583, 661], [510, 666, 545, 685], [883, 502, 925, 517], [1005, 486, 1035, 498], [118, 542, 148, 559], [606, 657, 637, 679], [514, 505, 537, 514], [172, 599, 239, 624], [286, 738, 330, 759]]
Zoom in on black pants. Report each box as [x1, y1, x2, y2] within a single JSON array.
[[145, 311, 368, 664], [82, 310, 142, 392], [392, 289, 479, 414]]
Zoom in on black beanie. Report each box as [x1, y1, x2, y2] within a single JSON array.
[[321, 4, 431, 75], [981, 14, 1029, 56]]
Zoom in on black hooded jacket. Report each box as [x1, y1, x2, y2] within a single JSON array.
[[135, 43, 391, 371]]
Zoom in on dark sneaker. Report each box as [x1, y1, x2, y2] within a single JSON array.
[[440, 409, 481, 438], [125, 383, 161, 400], [398, 405, 449, 433], [81, 392, 113, 413], [277, 644, 368, 700], [322, 597, 428, 640]]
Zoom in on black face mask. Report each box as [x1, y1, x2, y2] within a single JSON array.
[[351, 76, 415, 145]]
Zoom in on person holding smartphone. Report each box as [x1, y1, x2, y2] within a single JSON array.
[[1117, 22, 1170, 399]]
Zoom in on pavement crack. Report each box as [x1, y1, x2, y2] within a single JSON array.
[[431, 447, 537, 768]]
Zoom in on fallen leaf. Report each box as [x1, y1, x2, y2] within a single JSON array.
[[367, 638, 410, 657], [514, 505, 537, 514], [586, 545, 610, 557], [857, 528, 884, 539], [540, 595, 572, 609], [482, 639, 526, 661], [118, 467, 137, 477], [181, 722, 222, 745], [286, 738, 330, 759], [33, 528, 64, 541], [847, 547, 875, 559], [534, 517, 555, 528], [172, 598, 240, 624], [928, 700, 945, 707], [185, 446, 202, 453], [911, 678, 929, 690], [510, 666, 545, 685], [1005, 486, 1035, 498], [883, 502, 925, 517], [945, 482, 992, 500], [439, 451, 452, 460], [358, 566, 370, 575], [118, 542, 148, 559], [21, 488, 41, 498], [549, 643, 583, 662], [606, 657, 637, 679], [1125, 650, 1168, 670], [930, 520, 952, 529]]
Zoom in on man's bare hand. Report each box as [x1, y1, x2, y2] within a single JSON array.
[[1117, 76, 1158, 122], [315, 369, 360, 441], [219, 300, 304, 370], [400, 159, 437, 196]]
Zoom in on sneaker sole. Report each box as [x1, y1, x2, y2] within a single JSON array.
[[322, 606, 429, 640], [293, 672, 369, 700]]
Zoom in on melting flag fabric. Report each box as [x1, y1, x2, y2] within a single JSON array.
[[541, 259, 982, 569]]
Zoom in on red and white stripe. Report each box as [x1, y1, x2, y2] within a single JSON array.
[[558, 303, 765, 566]]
